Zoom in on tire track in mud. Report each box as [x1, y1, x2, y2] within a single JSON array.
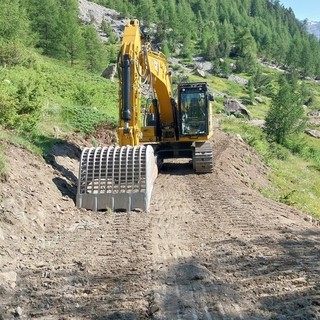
[[149, 162, 245, 319], [187, 172, 320, 319], [148, 159, 320, 319], [6, 211, 154, 319], [149, 165, 197, 319]]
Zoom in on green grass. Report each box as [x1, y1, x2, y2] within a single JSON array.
[[0, 129, 43, 155], [220, 118, 320, 219], [210, 76, 247, 98], [1, 53, 119, 137], [245, 99, 271, 120], [262, 156, 320, 217], [305, 79, 320, 109]]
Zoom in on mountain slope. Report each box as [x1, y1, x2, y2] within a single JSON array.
[[306, 20, 320, 40], [91, 0, 320, 77]]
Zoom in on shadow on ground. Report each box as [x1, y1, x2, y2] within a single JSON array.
[[3, 225, 318, 319], [20, 134, 80, 202], [156, 228, 320, 319]]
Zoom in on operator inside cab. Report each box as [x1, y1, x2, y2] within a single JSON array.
[[180, 92, 207, 135]]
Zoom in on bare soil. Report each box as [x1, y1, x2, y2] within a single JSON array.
[[0, 129, 319, 319]]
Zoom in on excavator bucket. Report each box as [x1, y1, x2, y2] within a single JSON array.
[[76, 145, 157, 212]]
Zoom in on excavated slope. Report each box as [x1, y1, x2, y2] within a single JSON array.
[[0, 129, 319, 319]]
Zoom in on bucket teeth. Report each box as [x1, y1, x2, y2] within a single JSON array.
[[76, 145, 157, 212]]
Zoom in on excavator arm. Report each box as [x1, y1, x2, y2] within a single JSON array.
[[117, 19, 142, 147], [117, 20, 174, 146]]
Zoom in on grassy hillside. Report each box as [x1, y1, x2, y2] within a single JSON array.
[[0, 47, 118, 162], [220, 119, 320, 218], [187, 65, 320, 219], [1, 53, 118, 130]]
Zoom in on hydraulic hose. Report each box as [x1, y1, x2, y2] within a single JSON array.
[[122, 54, 131, 123]]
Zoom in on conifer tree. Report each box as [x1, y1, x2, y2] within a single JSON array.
[[83, 25, 104, 72], [234, 28, 257, 72], [0, 0, 30, 43], [265, 74, 305, 145], [59, 0, 84, 65], [26, 0, 61, 56]]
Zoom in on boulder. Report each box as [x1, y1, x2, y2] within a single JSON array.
[[240, 98, 254, 106], [305, 129, 320, 139], [249, 119, 265, 128], [228, 74, 248, 85], [230, 63, 236, 70], [193, 68, 206, 78], [223, 99, 251, 119], [255, 96, 264, 104], [307, 111, 320, 117], [101, 64, 116, 81]]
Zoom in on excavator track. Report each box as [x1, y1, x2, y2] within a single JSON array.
[[192, 141, 213, 173], [76, 145, 157, 212]]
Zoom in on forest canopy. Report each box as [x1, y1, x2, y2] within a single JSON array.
[[93, 0, 320, 77], [1, 0, 320, 77]]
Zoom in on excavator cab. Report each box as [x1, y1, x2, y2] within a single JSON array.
[[178, 82, 212, 137]]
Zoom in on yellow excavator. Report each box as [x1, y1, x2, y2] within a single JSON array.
[[76, 19, 214, 212]]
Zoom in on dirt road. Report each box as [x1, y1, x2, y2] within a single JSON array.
[[0, 130, 319, 319]]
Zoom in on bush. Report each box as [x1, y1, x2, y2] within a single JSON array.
[[63, 105, 107, 134], [0, 81, 17, 128], [0, 39, 37, 68], [0, 75, 43, 132], [268, 142, 290, 160], [285, 136, 320, 163]]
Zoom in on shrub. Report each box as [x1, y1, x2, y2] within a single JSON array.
[[0, 75, 43, 132], [0, 39, 37, 68], [268, 142, 290, 160], [63, 104, 107, 134]]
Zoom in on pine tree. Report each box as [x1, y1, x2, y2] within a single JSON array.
[[137, 0, 157, 27], [286, 35, 302, 69], [300, 38, 313, 77], [26, 0, 62, 56], [264, 75, 305, 145], [82, 25, 104, 72], [234, 28, 257, 72], [59, 0, 84, 65], [247, 78, 255, 102], [0, 0, 30, 43], [181, 33, 194, 60]]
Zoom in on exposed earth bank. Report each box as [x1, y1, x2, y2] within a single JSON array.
[[0, 129, 319, 319]]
